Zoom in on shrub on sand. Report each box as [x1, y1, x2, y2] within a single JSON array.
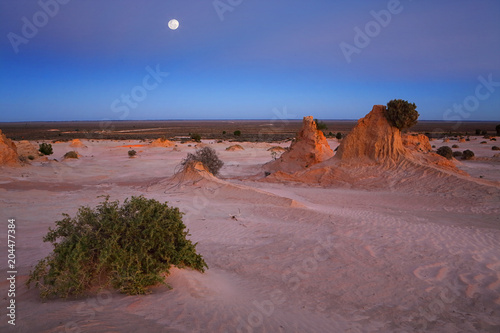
[[190, 133, 201, 142], [462, 150, 475, 160], [452, 151, 463, 158], [26, 196, 207, 298], [128, 150, 137, 157], [181, 146, 224, 176], [436, 146, 453, 159], [39, 143, 53, 156]]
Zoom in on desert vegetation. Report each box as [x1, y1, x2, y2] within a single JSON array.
[[128, 150, 137, 157], [314, 119, 328, 131], [26, 196, 207, 299], [181, 146, 224, 176], [436, 146, 453, 159], [384, 99, 419, 130], [190, 133, 202, 142], [462, 149, 475, 160], [39, 143, 53, 156]]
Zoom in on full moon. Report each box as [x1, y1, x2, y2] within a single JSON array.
[[168, 19, 179, 30]]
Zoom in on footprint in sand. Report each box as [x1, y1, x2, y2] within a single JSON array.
[[413, 262, 450, 283]]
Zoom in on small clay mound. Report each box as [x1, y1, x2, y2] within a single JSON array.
[[226, 144, 244, 151], [16, 140, 39, 159], [402, 133, 432, 153], [150, 138, 175, 148], [265, 116, 333, 173], [63, 151, 80, 160], [459, 138, 466, 143], [0, 130, 20, 166], [336, 105, 409, 164], [267, 146, 286, 153], [69, 139, 87, 148], [147, 161, 303, 208]]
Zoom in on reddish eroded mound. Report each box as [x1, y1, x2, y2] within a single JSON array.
[[0, 130, 20, 166], [16, 140, 39, 159], [264, 105, 500, 199], [336, 105, 409, 164], [69, 139, 87, 148], [150, 138, 175, 148], [226, 145, 244, 151], [265, 116, 333, 173], [402, 133, 432, 153]]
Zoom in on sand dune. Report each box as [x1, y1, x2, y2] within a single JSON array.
[[0, 127, 499, 332]]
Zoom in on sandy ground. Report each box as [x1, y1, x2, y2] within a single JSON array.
[[1, 137, 499, 332]]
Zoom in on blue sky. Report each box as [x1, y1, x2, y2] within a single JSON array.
[[0, 0, 499, 121]]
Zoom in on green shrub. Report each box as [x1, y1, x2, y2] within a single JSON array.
[[436, 146, 453, 159], [182, 146, 224, 176], [452, 151, 463, 158], [28, 155, 35, 160], [190, 133, 201, 142], [492, 146, 500, 151], [128, 150, 137, 157], [314, 119, 328, 131], [39, 143, 53, 156], [63, 151, 78, 159], [480, 141, 487, 144], [336, 132, 343, 140], [475, 129, 481, 135], [27, 196, 207, 299], [462, 150, 475, 160], [496, 124, 500, 135], [233, 130, 241, 137], [385, 99, 419, 130], [452, 144, 459, 148]]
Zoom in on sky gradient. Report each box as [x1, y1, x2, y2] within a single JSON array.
[[1, 0, 499, 122]]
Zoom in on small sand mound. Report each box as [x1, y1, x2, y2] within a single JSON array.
[[69, 139, 87, 148], [150, 138, 175, 148], [267, 146, 286, 153], [402, 133, 432, 152], [16, 140, 39, 158], [459, 138, 466, 143], [265, 116, 333, 173], [226, 145, 244, 151], [63, 151, 80, 160], [0, 130, 20, 166], [148, 161, 303, 208]]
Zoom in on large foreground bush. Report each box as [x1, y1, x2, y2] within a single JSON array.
[[385, 99, 419, 130], [182, 146, 224, 176], [27, 196, 207, 299]]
